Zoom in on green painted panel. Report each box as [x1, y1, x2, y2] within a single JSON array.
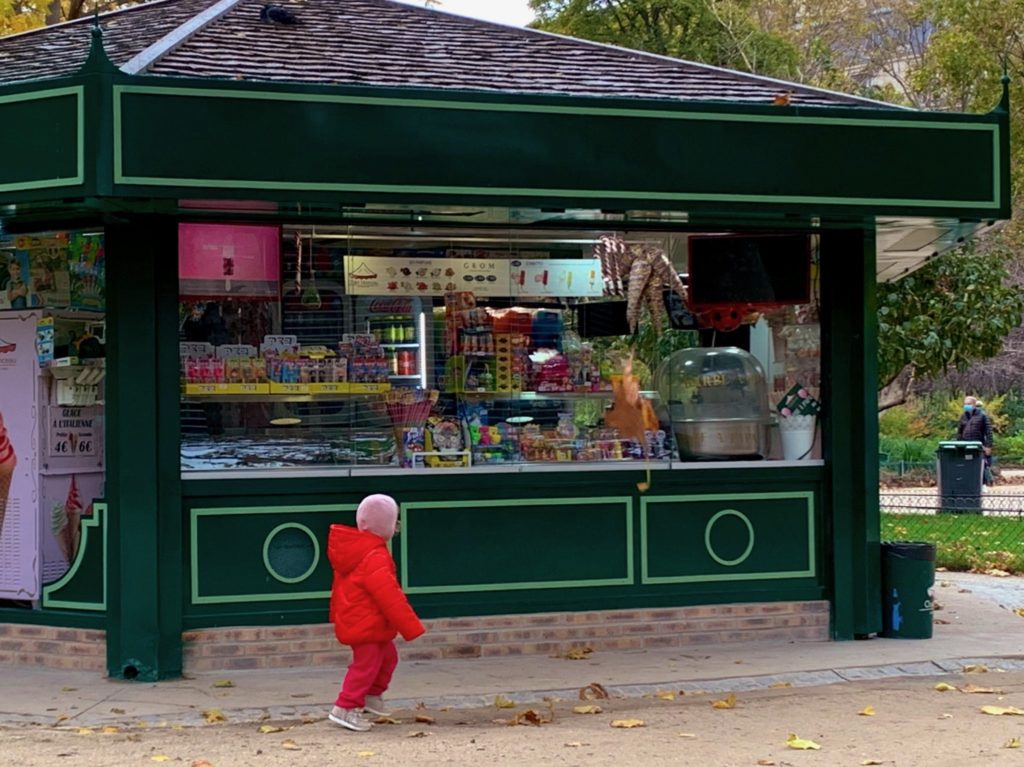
[[0, 86, 84, 193], [113, 84, 1004, 216], [41, 502, 107, 611], [641, 493, 815, 584], [400, 498, 633, 594], [189, 504, 356, 604]]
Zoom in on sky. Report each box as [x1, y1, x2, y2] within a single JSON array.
[[393, 0, 536, 27]]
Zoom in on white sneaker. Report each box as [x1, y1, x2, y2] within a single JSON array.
[[362, 695, 392, 717], [329, 706, 372, 732]]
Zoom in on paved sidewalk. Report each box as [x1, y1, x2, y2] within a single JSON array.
[[2, 572, 1022, 729]]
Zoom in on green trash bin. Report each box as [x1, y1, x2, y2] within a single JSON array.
[[936, 440, 984, 513], [880, 541, 936, 639]]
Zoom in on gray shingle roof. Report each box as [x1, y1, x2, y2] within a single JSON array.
[[0, 0, 893, 109]]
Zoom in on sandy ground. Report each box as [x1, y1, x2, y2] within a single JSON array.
[[4, 670, 1024, 767]]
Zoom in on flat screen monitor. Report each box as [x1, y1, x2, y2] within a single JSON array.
[[688, 233, 810, 310]]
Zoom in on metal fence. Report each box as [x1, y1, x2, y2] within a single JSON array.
[[880, 491, 1024, 573]]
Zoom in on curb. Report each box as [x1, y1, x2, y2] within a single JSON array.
[[11, 655, 1024, 730]]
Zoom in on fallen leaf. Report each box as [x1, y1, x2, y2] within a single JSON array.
[[151, 757, 171, 763], [981, 705, 1024, 716], [76, 728, 93, 735], [711, 693, 737, 709], [934, 683, 957, 692], [135, 721, 149, 729], [212, 679, 234, 688], [374, 716, 401, 725], [858, 706, 876, 717], [101, 726, 120, 734], [171, 724, 185, 731], [290, 693, 312, 699], [961, 684, 999, 694], [562, 647, 593, 660], [201, 708, 226, 724], [934, 619, 951, 625], [676, 733, 697, 738], [1014, 608, 1024, 618], [61, 687, 78, 692], [964, 664, 989, 674], [769, 682, 793, 689], [938, 713, 953, 719], [564, 742, 583, 748], [573, 705, 603, 715], [357, 752, 375, 758], [191, 761, 215, 767], [861, 761, 884, 765], [258, 725, 284, 734], [959, 588, 972, 593], [109, 707, 126, 715], [54, 714, 68, 724], [939, 580, 951, 587], [655, 691, 676, 701], [985, 568, 1010, 577], [1005, 737, 1021, 749], [414, 714, 435, 725], [494, 695, 516, 709], [281, 739, 301, 750], [579, 683, 609, 700], [758, 761, 777, 766], [787, 733, 821, 750], [511, 709, 544, 726], [406, 731, 428, 738], [610, 719, 645, 728]]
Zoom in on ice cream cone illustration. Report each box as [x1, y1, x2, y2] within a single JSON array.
[[51, 475, 82, 563], [0, 412, 16, 543]]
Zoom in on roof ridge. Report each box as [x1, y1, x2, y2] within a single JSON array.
[[373, 0, 905, 110], [0, 0, 189, 44], [121, 0, 243, 73]]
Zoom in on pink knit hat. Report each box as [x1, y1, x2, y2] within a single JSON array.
[[356, 494, 399, 539]]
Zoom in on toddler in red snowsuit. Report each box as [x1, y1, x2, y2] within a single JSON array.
[[327, 494, 425, 732]]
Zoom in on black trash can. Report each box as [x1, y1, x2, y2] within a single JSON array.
[[880, 541, 936, 639], [936, 440, 984, 513]]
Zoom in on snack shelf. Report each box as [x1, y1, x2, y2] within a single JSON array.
[[181, 381, 393, 400], [455, 390, 655, 400], [380, 343, 420, 349]]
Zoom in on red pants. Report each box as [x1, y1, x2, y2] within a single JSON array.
[[335, 640, 399, 709]]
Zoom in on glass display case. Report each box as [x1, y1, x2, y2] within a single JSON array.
[[178, 225, 822, 473], [654, 346, 771, 460]]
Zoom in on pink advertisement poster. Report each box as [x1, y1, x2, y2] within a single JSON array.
[[0, 310, 40, 600], [179, 223, 281, 298]]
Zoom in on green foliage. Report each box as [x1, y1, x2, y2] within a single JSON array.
[[881, 512, 1024, 574], [994, 434, 1024, 464], [877, 247, 1024, 389], [878, 435, 936, 463], [529, 0, 801, 77], [878, 402, 930, 439]]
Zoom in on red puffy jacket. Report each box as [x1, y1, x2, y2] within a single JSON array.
[[327, 524, 425, 646]]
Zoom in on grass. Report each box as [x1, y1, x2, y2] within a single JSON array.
[[881, 511, 1024, 574]]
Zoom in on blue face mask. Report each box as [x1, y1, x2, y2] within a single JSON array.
[[964, 405, 974, 413]]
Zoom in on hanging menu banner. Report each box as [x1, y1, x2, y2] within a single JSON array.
[[344, 255, 603, 298]]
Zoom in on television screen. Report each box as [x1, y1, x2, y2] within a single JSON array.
[[688, 234, 810, 310], [179, 223, 281, 298]]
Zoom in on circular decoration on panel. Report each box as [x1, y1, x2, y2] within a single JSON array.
[[704, 509, 755, 567], [263, 523, 320, 584]]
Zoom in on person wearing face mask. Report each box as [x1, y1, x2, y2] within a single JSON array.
[[957, 396, 994, 485]]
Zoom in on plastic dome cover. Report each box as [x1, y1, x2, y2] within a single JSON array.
[[653, 346, 769, 423]]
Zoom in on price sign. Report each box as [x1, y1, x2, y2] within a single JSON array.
[[48, 406, 99, 458], [179, 342, 214, 357], [261, 335, 298, 354], [216, 344, 258, 359]]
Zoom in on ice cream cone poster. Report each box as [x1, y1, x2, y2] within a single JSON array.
[[40, 472, 104, 582], [0, 310, 40, 598]]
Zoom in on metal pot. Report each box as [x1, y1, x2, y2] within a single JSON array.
[[672, 418, 771, 460]]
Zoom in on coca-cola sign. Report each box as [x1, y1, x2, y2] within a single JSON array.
[[367, 298, 414, 314]]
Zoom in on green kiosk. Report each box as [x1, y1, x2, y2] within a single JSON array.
[[0, 0, 1010, 680]]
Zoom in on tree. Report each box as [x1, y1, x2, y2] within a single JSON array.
[[1, 0, 132, 35], [529, 0, 801, 78], [876, 241, 1024, 411]]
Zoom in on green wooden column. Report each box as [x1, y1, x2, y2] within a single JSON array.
[[820, 227, 882, 639], [105, 217, 183, 680]]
